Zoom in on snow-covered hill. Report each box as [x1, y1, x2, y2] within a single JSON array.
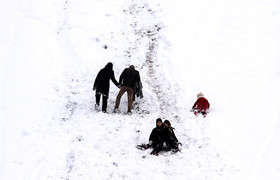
[[1, 0, 280, 179]]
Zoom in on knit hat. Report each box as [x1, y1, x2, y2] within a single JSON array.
[[163, 120, 171, 127], [129, 65, 135, 70], [156, 118, 162, 123], [197, 92, 204, 99]]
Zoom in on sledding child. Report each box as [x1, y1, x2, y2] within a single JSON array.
[[137, 118, 163, 151], [150, 120, 180, 155], [191, 92, 210, 117]]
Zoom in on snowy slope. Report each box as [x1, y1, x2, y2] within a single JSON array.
[[1, 0, 280, 180]]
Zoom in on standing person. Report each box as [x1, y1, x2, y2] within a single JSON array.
[[191, 92, 210, 117], [137, 118, 164, 151], [114, 65, 141, 114], [93, 62, 120, 113]]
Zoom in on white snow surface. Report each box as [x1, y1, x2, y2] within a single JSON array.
[[1, 0, 280, 179]]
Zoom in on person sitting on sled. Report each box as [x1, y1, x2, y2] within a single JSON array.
[[150, 120, 180, 155], [137, 118, 163, 151], [191, 92, 210, 117]]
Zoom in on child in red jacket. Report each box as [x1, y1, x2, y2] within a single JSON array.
[[191, 92, 210, 117]]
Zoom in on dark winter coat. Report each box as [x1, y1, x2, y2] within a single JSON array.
[[162, 126, 178, 145], [119, 67, 140, 88], [149, 124, 164, 145], [192, 97, 210, 112], [93, 63, 119, 97]]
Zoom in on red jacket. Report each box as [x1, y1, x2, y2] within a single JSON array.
[[192, 97, 210, 112]]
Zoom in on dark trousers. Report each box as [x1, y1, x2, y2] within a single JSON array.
[[153, 143, 163, 153], [153, 140, 178, 153], [96, 94, 108, 112]]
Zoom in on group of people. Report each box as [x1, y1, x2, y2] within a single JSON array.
[[93, 62, 143, 114], [138, 93, 210, 155], [93, 62, 211, 155], [138, 118, 181, 156], [93, 62, 210, 116]]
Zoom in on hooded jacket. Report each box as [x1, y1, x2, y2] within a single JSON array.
[[93, 63, 119, 97]]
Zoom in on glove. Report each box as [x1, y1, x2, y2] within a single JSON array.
[[93, 87, 96, 91], [149, 141, 153, 145]]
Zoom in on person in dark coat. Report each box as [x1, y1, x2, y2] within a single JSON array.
[[93, 62, 119, 113], [137, 118, 163, 150], [191, 92, 210, 117], [149, 118, 164, 147], [162, 120, 179, 150], [150, 120, 180, 155], [114, 65, 141, 114]]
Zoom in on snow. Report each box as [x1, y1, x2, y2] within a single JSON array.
[[1, 0, 280, 179]]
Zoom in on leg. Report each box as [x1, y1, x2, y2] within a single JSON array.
[[127, 87, 134, 113], [201, 110, 207, 117], [115, 87, 126, 109], [170, 140, 180, 153], [151, 143, 163, 155], [102, 95, 108, 112], [170, 139, 178, 149], [95, 93, 101, 106]]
